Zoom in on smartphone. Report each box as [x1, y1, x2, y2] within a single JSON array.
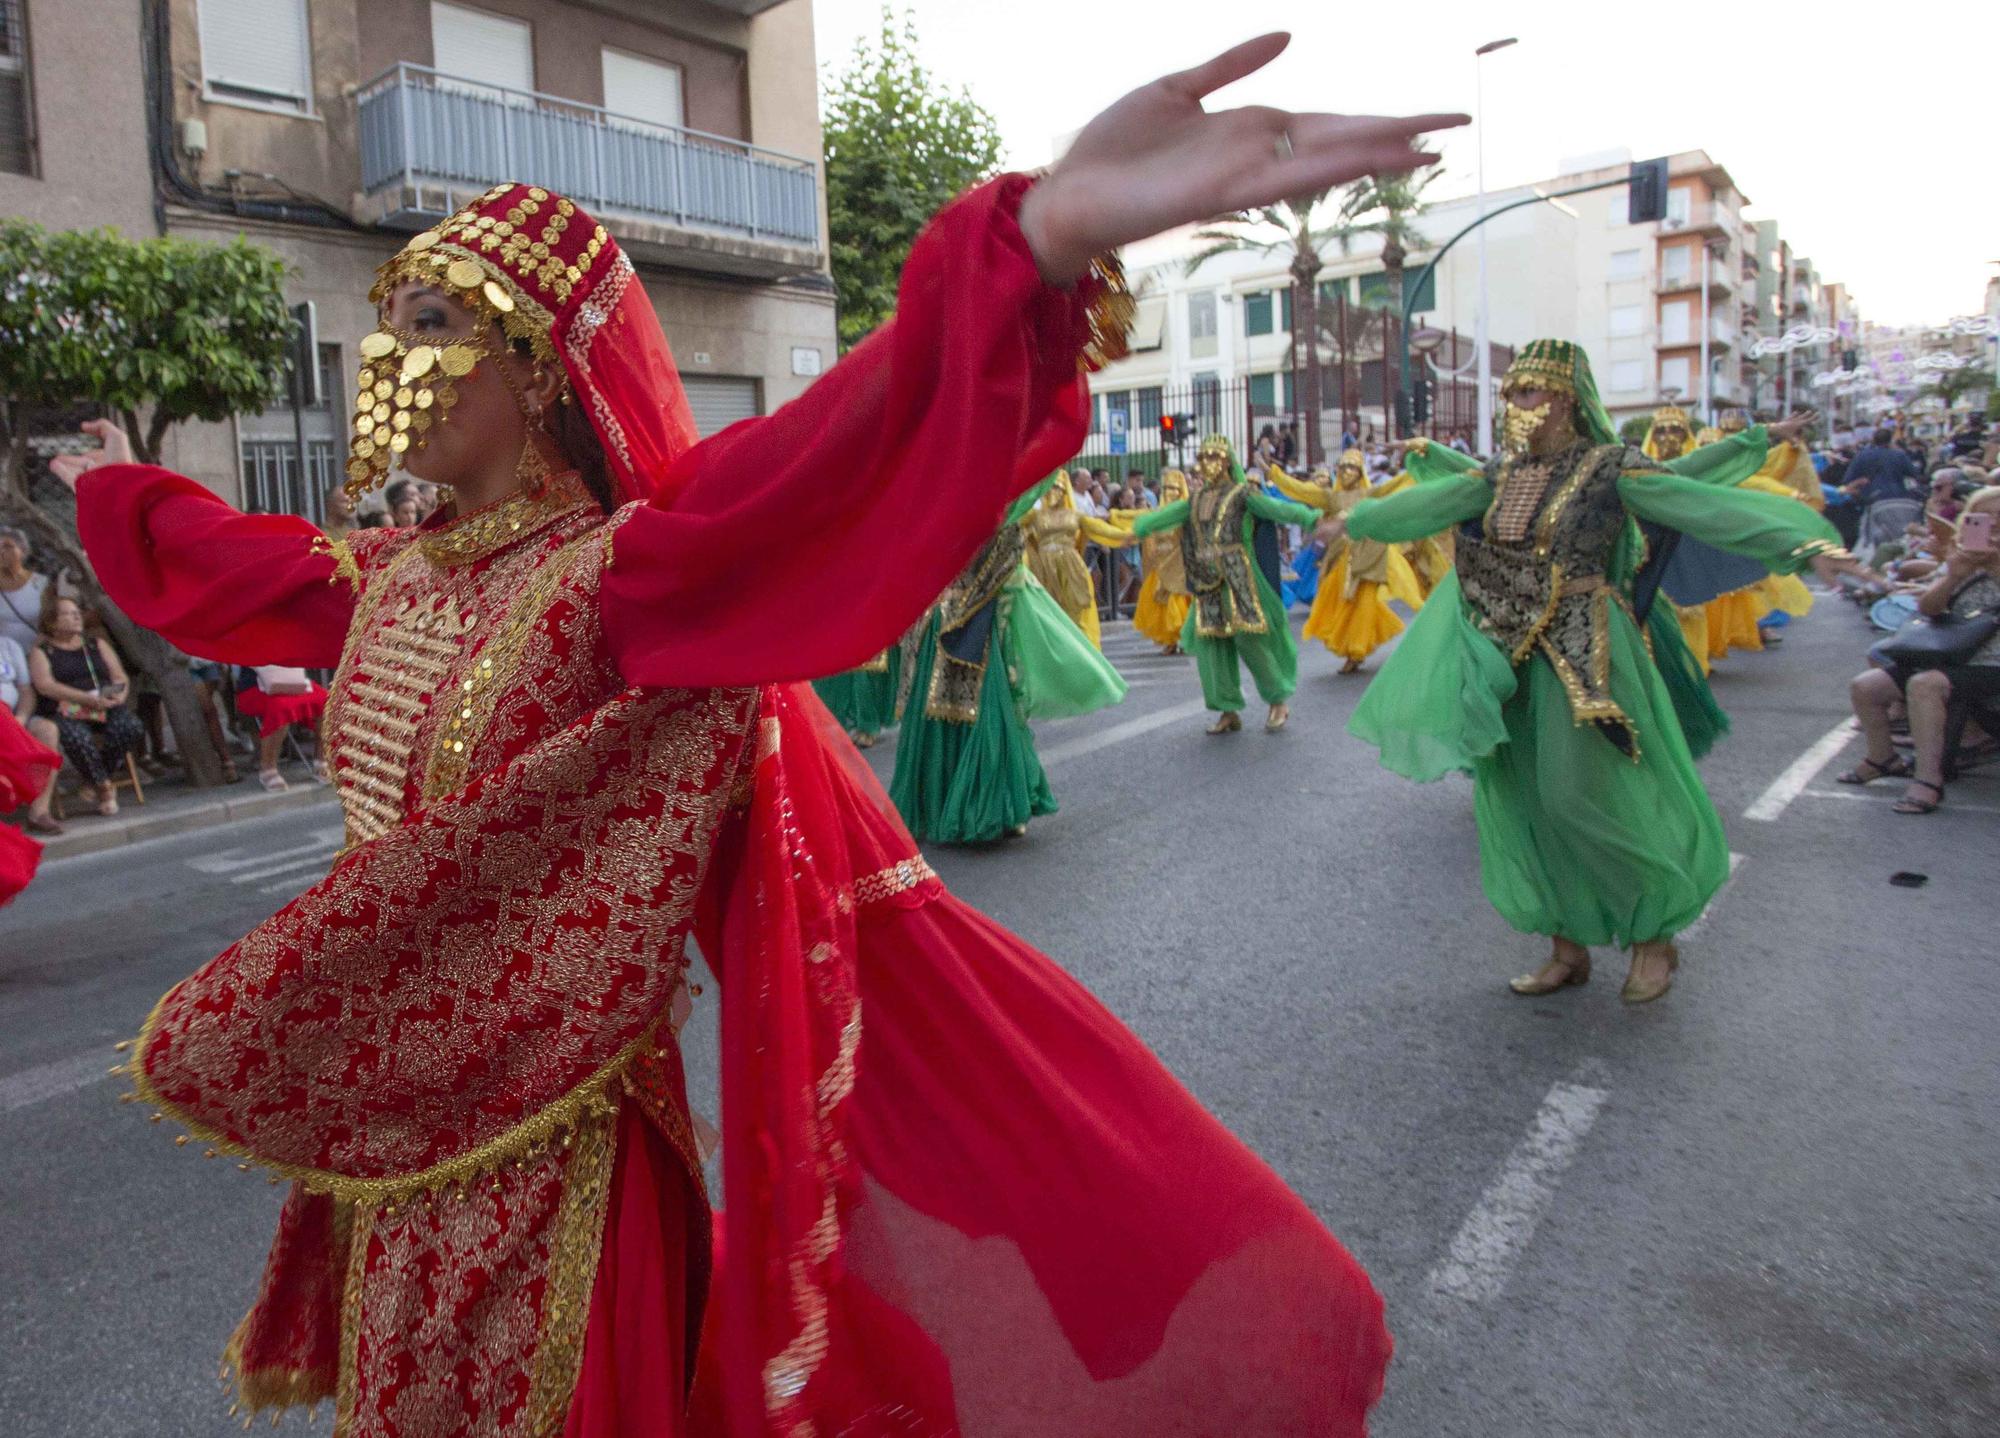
[[1960, 511, 1996, 554]]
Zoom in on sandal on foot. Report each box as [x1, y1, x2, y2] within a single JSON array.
[[1892, 779, 1943, 815], [1206, 712, 1242, 735], [258, 768, 290, 793], [1837, 754, 1911, 785]]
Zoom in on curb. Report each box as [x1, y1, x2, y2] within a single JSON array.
[[39, 785, 339, 862]]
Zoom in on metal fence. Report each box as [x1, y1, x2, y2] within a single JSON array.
[[357, 63, 820, 247]]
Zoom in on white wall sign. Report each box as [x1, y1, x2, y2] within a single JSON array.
[[791, 347, 823, 377]]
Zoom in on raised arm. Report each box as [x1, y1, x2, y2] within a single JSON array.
[[1244, 489, 1325, 528], [1130, 499, 1190, 539], [1266, 466, 1334, 513], [1618, 464, 1846, 574], [598, 37, 1465, 686], [60, 426, 355, 667], [1347, 473, 1492, 544]]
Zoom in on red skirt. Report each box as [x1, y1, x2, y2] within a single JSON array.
[[564, 685, 1390, 1437], [235, 683, 329, 738]]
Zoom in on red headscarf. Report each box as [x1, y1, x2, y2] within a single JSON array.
[[370, 182, 698, 503]]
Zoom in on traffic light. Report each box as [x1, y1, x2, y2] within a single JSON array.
[[1159, 412, 1178, 445], [1412, 377, 1432, 425], [1627, 157, 1670, 224]]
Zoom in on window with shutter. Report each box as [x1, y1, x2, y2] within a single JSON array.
[[0, 0, 34, 175], [431, 1, 533, 101], [198, 0, 313, 113], [601, 48, 683, 132]]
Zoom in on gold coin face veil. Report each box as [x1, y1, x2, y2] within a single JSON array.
[[345, 327, 488, 498]]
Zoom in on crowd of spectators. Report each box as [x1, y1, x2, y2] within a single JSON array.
[[1827, 414, 1999, 816]]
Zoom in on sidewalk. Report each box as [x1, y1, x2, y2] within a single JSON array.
[[18, 767, 337, 862]]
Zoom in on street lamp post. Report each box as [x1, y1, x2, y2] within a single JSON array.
[[1473, 37, 1517, 455]]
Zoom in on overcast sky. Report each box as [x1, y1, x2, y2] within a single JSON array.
[[811, 1, 1998, 327]]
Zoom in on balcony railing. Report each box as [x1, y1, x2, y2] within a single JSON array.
[[357, 64, 820, 250]]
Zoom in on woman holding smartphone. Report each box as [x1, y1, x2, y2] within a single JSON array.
[[28, 594, 143, 815], [1843, 486, 2000, 813]]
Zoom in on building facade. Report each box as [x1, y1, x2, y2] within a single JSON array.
[[1088, 147, 1852, 458], [3, 0, 830, 521]]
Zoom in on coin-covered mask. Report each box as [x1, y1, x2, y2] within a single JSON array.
[[1500, 399, 1555, 457], [345, 326, 489, 498], [1193, 436, 1236, 485]]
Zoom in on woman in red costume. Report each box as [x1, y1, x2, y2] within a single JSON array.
[[0, 706, 60, 906], [64, 38, 1461, 1438]]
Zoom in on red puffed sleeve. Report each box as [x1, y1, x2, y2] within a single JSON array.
[[602, 173, 1099, 687], [75, 465, 355, 667]]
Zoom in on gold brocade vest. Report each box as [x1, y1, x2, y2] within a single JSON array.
[[1455, 442, 1645, 754], [1321, 484, 1392, 595], [1182, 484, 1266, 637]]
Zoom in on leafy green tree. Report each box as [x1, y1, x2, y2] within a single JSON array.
[[0, 220, 295, 784], [1333, 169, 1442, 437], [822, 7, 1004, 350]]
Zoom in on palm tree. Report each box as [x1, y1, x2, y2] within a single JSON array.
[[1332, 169, 1442, 436], [1186, 191, 1345, 466]]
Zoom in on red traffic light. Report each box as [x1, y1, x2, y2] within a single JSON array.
[[1160, 414, 1177, 435]]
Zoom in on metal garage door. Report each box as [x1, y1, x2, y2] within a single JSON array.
[[682, 375, 762, 437]]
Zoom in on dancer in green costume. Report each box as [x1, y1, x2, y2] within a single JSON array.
[[1345, 340, 1868, 1002], [1129, 434, 1320, 733], [813, 646, 902, 747], [890, 476, 1127, 844]]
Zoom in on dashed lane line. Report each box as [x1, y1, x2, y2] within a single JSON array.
[[1425, 1066, 1611, 1309], [1744, 720, 1857, 822]]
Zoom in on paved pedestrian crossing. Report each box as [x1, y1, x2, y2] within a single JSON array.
[[185, 824, 345, 896]]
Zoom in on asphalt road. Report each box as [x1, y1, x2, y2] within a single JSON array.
[[2, 593, 1993, 1437]]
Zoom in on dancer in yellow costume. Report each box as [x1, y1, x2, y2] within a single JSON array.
[[1711, 409, 1819, 640], [1125, 467, 1194, 653], [1270, 451, 1424, 673], [1021, 471, 1127, 647], [1370, 456, 1453, 600], [1642, 405, 1724, 666]]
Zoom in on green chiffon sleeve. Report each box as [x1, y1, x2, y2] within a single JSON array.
[[1664, 426, 1771, 486], [1000, 569, 1128, 720], [1348, 473, 1491, 544], [1244, 490, 1324, 528], [1131, 499, 1189, 538], [1406, 440, 1484, 484], [1617, 466, 1843, 574]]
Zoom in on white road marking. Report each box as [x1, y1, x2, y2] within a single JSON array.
[[1426, 1069, 1610, 1308], [1680, 852, 1747, 940], [186, 834, 336, 875], [1744, 720, 1857, 822], [1037, 700, 1211, 766], [0, 1051, 116, 1115]]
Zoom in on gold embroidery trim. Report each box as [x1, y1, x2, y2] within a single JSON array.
[[1785, 538, 1846, 568], [333, 1201, 373, 1438], [418, 473, 594, 569], [849, 857, 936, 908], [1081, 252, 1135, 371], [522, 1107, 619, 1436], [115, 1001, 673, 1210], [312, 533, 364, 594], [423, 533, 596, 801]]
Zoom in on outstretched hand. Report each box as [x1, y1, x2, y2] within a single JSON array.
[[1810, 551, 1876, 587], [1767, 410, 1816, 446], [46, 420, 134, 491], [1018, 34, 1467, 284]]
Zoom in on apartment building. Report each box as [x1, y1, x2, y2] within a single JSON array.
[[1, 0, 831, 521], [1089, 147, 1850, 453]]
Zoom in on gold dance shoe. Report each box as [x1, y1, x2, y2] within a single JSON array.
[[1621, 941, 1679, 1004]]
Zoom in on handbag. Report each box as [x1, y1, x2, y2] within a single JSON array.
[[1873, 607, 2000, 671], [53, 641, 114, 724], [254, 665, 313, 696]]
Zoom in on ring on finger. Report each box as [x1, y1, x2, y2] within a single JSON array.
[[1274, 130, 1295, 162]]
